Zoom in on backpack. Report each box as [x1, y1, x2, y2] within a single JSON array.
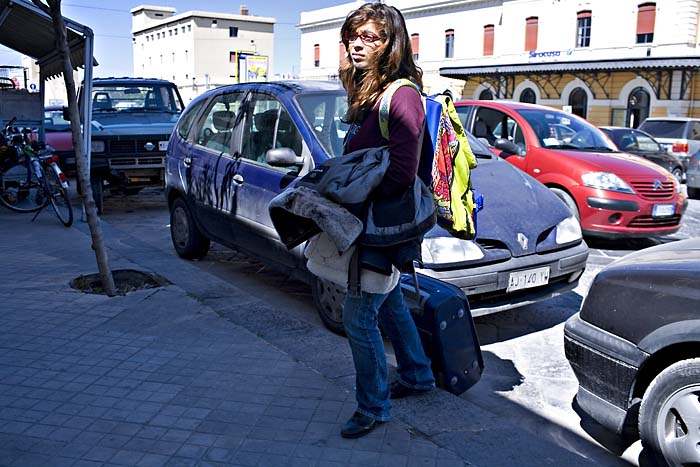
[[379, 79, 483, 240]]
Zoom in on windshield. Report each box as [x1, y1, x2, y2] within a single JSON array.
[[295, 91, 349, 158], [90, 84, 184, 114], [518, 109, 616, 151], [639, 120, 686, 139]]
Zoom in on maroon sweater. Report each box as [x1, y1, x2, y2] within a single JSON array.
[[345, 86, 425, 197]]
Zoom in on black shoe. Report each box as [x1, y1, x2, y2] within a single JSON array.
[[389, 381, 432, 399], [340, 411, 383, 439]]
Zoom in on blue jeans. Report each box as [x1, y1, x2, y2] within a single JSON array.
[[343, 283, 435, 421]]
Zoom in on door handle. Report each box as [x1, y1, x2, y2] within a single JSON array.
[[233, 174, 244, 185], [183, 156, 192, 167]]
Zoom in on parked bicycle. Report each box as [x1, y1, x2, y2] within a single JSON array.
[[0, 117, 73, 226]]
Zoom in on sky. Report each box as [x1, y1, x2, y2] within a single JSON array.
[[0, 0, 345, 77]]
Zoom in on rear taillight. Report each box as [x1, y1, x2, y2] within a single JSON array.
[[59, 172, 67, 183], [45, 155, 59, 164], [672, 143, 689, 153]]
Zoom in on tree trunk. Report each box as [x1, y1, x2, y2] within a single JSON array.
[[33, 0, 116, 296]]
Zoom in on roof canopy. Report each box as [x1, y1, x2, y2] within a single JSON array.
[[0, 0, 95, 79]]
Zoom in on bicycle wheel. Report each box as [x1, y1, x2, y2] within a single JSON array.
[[0, 161, 46, 213], [43, 165, 73, 227]]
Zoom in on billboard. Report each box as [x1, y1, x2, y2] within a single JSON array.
[[236, 54, 269, 83]]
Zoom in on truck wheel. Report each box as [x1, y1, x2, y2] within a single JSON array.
[[170, 197, 210, 259], [90, 177, 104, 215], [639, 358, 700, 467], [311, 277, 346, 336], [688, 187, 700, 200], [550, 188, 580, 221]]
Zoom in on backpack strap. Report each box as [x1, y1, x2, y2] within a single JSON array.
[[378, 79, 422, 141]]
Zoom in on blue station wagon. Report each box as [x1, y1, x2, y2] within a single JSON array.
[[165, 81, 589, 334]]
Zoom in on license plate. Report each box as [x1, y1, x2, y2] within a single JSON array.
[[158, 141, 169, 151], [652, 204, 675, 217], [507, 267, 550, 292]]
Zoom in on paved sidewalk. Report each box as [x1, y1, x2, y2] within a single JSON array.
[[0, 205, 609, 467]]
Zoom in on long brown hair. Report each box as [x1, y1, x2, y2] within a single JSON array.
[[339, 3, 423, 123]]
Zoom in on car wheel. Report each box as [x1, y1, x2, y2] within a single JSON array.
[[639, 358, 700, 467], [549, 188, 580, 221], [688, 187, 700, 200], [671, 167, 683, 184], [311, 277, 346, 336], [170, 197, 210, 259]]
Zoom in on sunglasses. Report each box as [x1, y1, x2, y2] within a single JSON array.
[[344, 31, 383, 45]]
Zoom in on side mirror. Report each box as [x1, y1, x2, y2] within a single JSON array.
[[62, 106, 70, 122], [266, 147, 303, 167], [494, 138, 524, 156]]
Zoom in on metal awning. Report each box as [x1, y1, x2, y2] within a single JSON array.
[[441, 57, 700, 79], [0, 0, 96, 79]]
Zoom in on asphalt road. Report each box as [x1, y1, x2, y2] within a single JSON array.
[[92, 185, 700, 466]]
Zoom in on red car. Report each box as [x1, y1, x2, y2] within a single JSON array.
[[43, 106, 75, 173], [454, 101, 687, 238]]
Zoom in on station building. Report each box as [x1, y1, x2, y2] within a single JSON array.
[[131, 5, 275, 102], [299, 0, 700, 127]]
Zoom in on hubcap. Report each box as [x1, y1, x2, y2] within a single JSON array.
[[172, 206, 190, 248], [657, 385, 700, 466], [316, 278, 345, 325]]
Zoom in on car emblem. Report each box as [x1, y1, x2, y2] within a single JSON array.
[[653, 179, 663, 190], [517, 233, 528, 250], [144, 142, 155, 151]]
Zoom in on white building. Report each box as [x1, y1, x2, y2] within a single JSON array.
[[299, 0, 700, 125], [131, 4, 275, 103]]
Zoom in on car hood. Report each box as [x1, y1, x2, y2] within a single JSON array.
[[426, 159, 572, 257], [554, 149, 670, 178]]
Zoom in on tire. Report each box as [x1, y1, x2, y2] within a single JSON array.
[[90, 176, 104, 215], [311, 277, 346, 336], [671, 167, 683, 184], [549, 187, 580, 221], [638, 358, 700, 467], [0, 161, 46, 213], [688, 187, 700, 200], [44, 166, 73, 227], [169, 197, 210, 259]]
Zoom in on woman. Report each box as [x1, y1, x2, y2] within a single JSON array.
[[338, 3, 435, 439]]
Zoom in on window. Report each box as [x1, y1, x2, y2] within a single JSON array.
[[174, 29, 177, 36], [411, 33, 419, 61], [229, 51, 236, 63], [146, 36, 150, 42], [194, 92, 244, 154], [475, 108, 525, 151], [445, 29, 454, 58], [240, 95, 303, 171], [483, 25, 494, 56], [212, 20, 218, 28], [525, 17, 538, 51], [157, 32, 160, 39], [626, 87, 650, 128], [479, 89, 494, 100], [182, 26, 185, 33], [169, 30, 172, 36], [229, 26, 238, 37], [520, 88, 536, 104], [569, 88, 588, 118], [314, 44, 320, 68], [188, 25, 191, 32], [576, 11, 591, 47], [339, 41, 346, 65], [636, 3, 655, 43], [172, 52, 175, 63]]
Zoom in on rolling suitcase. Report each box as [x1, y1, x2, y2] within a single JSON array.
[[400, 272, 484, 396]]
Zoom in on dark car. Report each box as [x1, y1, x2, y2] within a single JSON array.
[[599, 126, 684, 182], [78, 77, 185, 212], [564, 238, 700, 466], [638, 117, 700, 172], [455, 101, 687, 239], [165, 81, 588, 334]]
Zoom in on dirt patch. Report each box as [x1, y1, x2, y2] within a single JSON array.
[[70, 269, 170, 295]]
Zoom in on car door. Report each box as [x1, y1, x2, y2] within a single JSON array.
[[471, 106, 528, 171], [231, 91, 309, 268], [186, 90, 246, 243]]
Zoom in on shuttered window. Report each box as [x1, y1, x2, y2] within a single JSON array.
[[411, 33, 419, 60], [314, 44, 320, 67], [483, 25, 494, 56], [525, 17, 538, 51], [445, 29, 454, 58], [636, 3, 656, 43]]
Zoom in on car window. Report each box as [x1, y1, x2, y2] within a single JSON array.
[[474, 108, 525, 152], [176, 100, 206, 141], [633, 131, 661, 152], [517, 109, 615, 151], [639, 120, 686, 139], [296, 92, 348, 158], [193, 92, 244, 155], [241, 94, 303, 173], [690, 122, 700, 141], [44, 110, 70, 132]]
